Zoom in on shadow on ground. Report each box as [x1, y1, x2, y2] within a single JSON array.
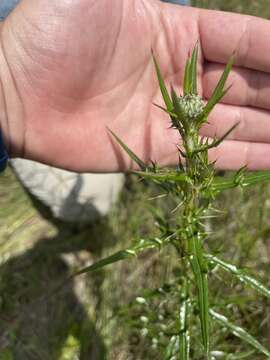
[[0, 178, 117, 360]]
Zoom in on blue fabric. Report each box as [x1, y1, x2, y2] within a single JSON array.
[[0, 130, 8, 171], [0, 0, 20, 20], [163, 0, 189, 4]]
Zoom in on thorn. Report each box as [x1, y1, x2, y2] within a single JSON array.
[[177, 145, 187, 158]]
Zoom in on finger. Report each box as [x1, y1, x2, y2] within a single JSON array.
[[160, 128, 270, 171], [199, 9, 270, 72], [162, 136, 270, 170], [201, 103, 270, 143], [203, 63, 270, 110], [208, 140, 270, 170]]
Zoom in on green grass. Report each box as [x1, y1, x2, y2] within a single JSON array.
[[1, 169, 270, 359], [1, 1, 270, 359]]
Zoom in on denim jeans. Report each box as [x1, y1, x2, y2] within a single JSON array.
[[163, 0, 189, 4], [0, 0, 20, 20]]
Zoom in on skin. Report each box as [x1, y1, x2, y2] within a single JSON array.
[[1, 0, 270, 172]]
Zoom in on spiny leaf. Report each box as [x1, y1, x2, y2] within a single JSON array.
[[205, 254, 270, 299], [190, 42, 199, 95], [73, 238, 164, 277], [198, 56, 234, 123], [193, 122, 238, 154], [208, 122, 239, 148], [208, 55, 234, 103], [210, 309, 270, 357], [212, 171, 270, 192], [73, 250, 131, 276], [184, 59, 191, 95], [153, 103, 177, 118], [188, 236, 209, 353], [108, 128, 147, 171], [134, 170, 191, 184], [152, 52, 173, 112], [197, 85, 232, 126]]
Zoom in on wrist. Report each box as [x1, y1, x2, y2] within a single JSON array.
[[0, 21, 10, 155], [0, 52, 9, 170], [0, 71, 9, 153], [0, 22, 25, 158], [0, 129, 8, 171]]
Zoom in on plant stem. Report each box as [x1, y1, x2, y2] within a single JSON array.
[[181, 134, 210, 356]]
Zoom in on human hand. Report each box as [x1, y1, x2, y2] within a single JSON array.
[[1, 0, 270, 172]]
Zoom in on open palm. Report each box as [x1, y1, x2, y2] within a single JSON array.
[[1, 0, 270, 172]]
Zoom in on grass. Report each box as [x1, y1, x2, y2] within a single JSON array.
[[1, 171, 270, 359], [1, 1, 270, 359]]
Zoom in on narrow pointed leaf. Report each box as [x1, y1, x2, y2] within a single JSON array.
[[212, 171, 270, 192], [108, 128, 147, 171], [190, 43, 199, 94], [184, 59, 191, 95], [134, 170, 190, 184], [153, 102, 177, 118], [210, 309, 270, 357], [205, 254, 270, 299], [188, 236, 209, 353], [208, 122, 239, 149], [193, 122, 238, 155], [73, 238, 163, 277], [208, 55, 234, 103], [198, 56, 234, 124], [242, 171, 270, 186], [197, 86, 232, 125], [152, 52, 173, 112], [73, 250, 130, 276]]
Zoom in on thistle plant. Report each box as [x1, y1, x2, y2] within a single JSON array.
[[74, 44, 270, 359]]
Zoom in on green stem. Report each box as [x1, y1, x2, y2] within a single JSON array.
[[183, 140, 210, 356]]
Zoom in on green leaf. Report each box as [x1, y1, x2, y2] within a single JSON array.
[[179, 279, 190, 360], [199, 56, 234, 123], [188, 236, 209, 354], [153, 103, 177, 118], [183, 42, 199, 95], [193, 122, 238, 155], [208, 122, 239, 148], [73, 250, 132, 276], [243, 171, 270, 186], [108, 128, 147, 171], [73, 238, 168, 277], [212, 171, 270, 192], [205, 254, 270, 299], [183, 59, 191, 95], [152, 52, 173, 112], [210, 309, 270, 357], [134, 170, 190, 184], [197, 86, 232, 126], [190, 42, 199, 95]]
